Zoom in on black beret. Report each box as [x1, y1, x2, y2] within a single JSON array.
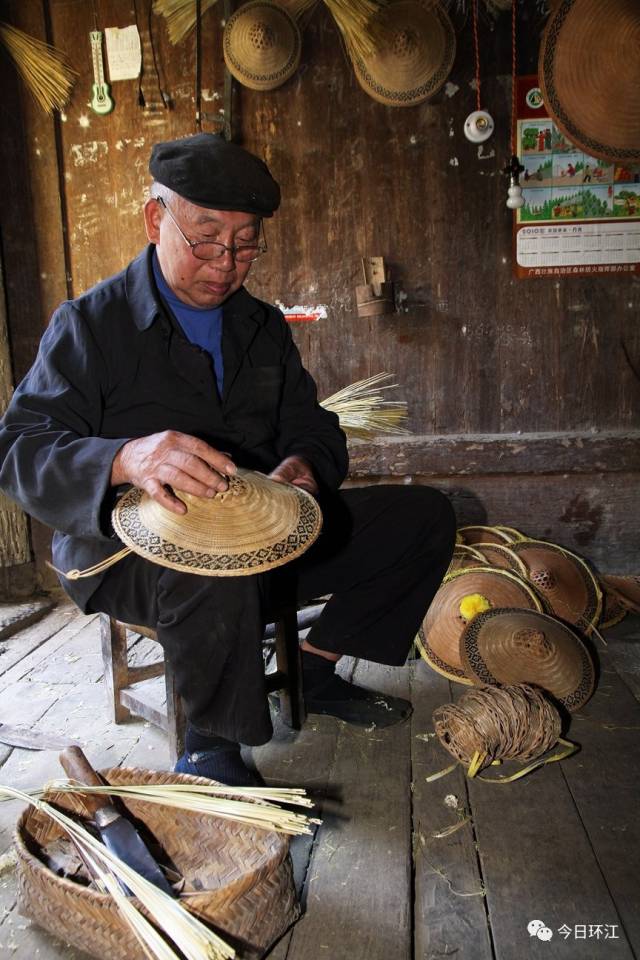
[[149, 133, 280, 217]]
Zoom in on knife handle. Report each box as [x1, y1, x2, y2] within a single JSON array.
[[59, 746, 115, 818]]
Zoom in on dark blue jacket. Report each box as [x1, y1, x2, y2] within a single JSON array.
[[0, 246, 348, 610]]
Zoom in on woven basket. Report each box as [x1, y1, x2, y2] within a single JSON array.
[[15, 767, 300, 959]]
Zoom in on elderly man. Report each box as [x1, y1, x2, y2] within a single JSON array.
[[0, 134, 455, 786]]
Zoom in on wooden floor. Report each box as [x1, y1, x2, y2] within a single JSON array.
[[0, 600, 639, 960]]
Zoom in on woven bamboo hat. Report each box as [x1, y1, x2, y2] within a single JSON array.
[[460, 608, 596, 712], [600, 574, 640, 615], [458, 525, 516, 545], [473, 543, 529, 577], [446, 544, 486, 575], [351, 0, 456, 107], [539, 0, 640, 164], [223, 1, 302, 91], [112, 469, 322, 577], [417, 567, 544, 684], [508, 540, 602, 631]]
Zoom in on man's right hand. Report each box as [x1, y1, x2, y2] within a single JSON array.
[[110, 431, 236, 515]]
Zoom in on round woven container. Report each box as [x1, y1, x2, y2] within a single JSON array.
[[351, 0, 456, 107], [473, 542, 529, 577], [460, 607, 596, 712], [112, 468, 322, 577], [419, 566, 544, 683], [539, 0, 640, 163], [15, 767, 299, 960], [223, 1, 302, 91], [508, 539, 602, 631]]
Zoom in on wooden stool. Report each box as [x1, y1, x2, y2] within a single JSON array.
[[100, 604, 324, 765]]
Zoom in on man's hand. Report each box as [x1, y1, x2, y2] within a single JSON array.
[[269, 456, 319, 497], [111, 431, 236, 515]]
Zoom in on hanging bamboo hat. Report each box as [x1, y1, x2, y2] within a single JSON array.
[[538, 0, 640, 164], [223, 1, 302, 91], [417, 567, 544, 684], [350, 0, 456, 107], [508, 540, 602, 632], [112, 469, 322, 577], [460, 608, 596, 712]]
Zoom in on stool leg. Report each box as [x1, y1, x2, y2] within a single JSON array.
[[100, 615, 132, 724], [275, 605, 306, 730], [165, 659, 186, 767]]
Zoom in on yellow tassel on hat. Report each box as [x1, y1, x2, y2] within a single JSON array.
[[459, 593, 491, 622]]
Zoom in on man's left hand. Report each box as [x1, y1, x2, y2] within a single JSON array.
[[269, 456, 319, 497]]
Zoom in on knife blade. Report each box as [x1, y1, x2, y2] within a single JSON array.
[[59, 746, 175, 896]]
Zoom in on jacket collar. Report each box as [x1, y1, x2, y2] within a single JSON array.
[[124, 245, 266, 332]]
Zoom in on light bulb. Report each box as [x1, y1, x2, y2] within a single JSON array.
[[464, 110, 495, 143]]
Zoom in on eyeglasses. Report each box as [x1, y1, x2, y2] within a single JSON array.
[[154, 196, 267, 263]]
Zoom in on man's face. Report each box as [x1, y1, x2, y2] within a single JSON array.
[[144, 195, 259, 308]]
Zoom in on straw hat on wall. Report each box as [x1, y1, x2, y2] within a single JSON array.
[[539, 0, 640, 163], [223, 1, 302, 91], [351, 0, 456, 107]]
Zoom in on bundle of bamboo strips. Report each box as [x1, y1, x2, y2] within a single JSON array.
[[0, 22, 77, 113], [321, 372, 410, 439], [41, 779, 320, 835], [152, 0, 219, 45]]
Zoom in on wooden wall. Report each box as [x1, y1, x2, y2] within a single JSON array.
[[0, 0, 638, 594]]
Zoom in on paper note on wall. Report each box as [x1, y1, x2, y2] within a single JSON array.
[[105, 25, 142, 81]]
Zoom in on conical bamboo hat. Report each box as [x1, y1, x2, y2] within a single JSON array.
[[418, 567, 544, 684], [460, 607, 596, 712], [112, 468, 322, 576]]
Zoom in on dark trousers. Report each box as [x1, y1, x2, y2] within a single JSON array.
[[87, 485, 455, 745]]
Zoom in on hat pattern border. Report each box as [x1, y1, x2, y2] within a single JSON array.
[[542, 0, 640, 162], [113, 484, 322, 577]]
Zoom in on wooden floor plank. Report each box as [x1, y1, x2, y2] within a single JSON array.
[[0, 606, 95, 686], [411, 658, 494, 960], [465, 666, 636, 960], [279, 660, 412, 960], [561, 652, 640, 954]]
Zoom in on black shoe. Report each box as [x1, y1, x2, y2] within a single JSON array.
[[174, 747, 264, 787], [304, 674, 412, 727]]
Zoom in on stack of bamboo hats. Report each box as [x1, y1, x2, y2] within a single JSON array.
[[417, 524, 610, 712]]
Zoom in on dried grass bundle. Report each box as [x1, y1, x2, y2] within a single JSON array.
[[322, 0, 388, 60], [321, 372, 410, 440], [152, 0, 219, 45], [0, 21, 77, 113], [2, 783, 235, 960]]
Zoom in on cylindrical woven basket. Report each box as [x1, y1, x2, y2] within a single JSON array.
[[15, 767, 299, 960]]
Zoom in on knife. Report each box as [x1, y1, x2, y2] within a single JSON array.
[[59, 746, 175, 896]]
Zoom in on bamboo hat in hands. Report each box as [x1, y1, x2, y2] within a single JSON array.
[[112, 469, 322, 576]]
